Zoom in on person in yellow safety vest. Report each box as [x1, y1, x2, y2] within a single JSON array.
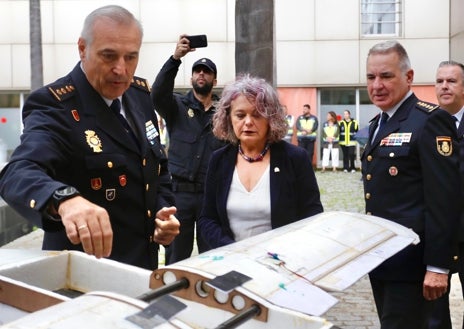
[[296, 104, 318, 162], [283, 105, 294, 143], [321, 111, 340, 172], [339, 109, 359, 172]]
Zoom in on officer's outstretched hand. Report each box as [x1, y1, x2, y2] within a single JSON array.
[[154, 206, 180, 246], [59, 196, 113, 259], [423, 270, 449, 300]]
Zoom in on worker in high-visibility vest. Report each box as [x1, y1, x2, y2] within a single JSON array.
[[338, 109, 359, 172], [283, 105, 295, 143], [321, 111, 340, 172], [296, 104, 318, 162]]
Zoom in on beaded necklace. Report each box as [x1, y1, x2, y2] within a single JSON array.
[[238, 143, 270, 163]]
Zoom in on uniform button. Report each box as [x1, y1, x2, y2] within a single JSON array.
[[107, 161, 113, 168], [147, 210, 151, 218], [454, 255, 459, 260], [365, 193, 371, 199], [389, 152, 394, 157], [366, 211, 372, 215], [142, 158, 147, 166], [29, 199, 36, 208], [149, 235, 153, 243], [366, 174, 372, 180], [146, 184, 149, 191], [367, 155, 373, 161]]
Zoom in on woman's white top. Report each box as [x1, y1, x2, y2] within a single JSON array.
[[227, 165, 272, 241]]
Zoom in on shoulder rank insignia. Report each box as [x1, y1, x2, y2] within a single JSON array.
[[48, 84, 76, 102], [131, 76, 151, 93], [436, 136, 453, 156], [416, 101, 439, 113]]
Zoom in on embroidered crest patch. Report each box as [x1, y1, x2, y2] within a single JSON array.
[[91, 178, 102, 190], [436, 136, 453, 156], [106, 189, 116, 201]]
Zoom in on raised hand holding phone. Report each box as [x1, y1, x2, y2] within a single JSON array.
[[186, 34, 208, 48]]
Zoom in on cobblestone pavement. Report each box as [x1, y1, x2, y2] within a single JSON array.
[[2, 170, 463, 328]]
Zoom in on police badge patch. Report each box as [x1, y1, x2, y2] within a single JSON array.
[[71, 109, 80, 122], [436, 136, 453, 156], [85, 130, 102, 153], [106, 189, 116, 201], [91, 177, 102, 190]]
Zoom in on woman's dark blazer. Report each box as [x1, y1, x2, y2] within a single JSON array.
[[198, 140, 323, 248]]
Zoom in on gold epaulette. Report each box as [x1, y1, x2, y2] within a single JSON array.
[[48, 84, 76, 101], [131, 76, 151, 93], [416, 101, 439, 113]]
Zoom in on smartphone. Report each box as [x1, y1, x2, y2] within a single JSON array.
[[186, 35, 208, 48]]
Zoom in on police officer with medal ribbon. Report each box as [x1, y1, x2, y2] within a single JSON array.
[[0, 5, 180, 270], [362, 40, 460, 328]]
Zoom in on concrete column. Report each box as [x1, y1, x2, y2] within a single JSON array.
[[235, 0, 276, 86]]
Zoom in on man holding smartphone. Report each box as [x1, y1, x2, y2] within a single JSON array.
[[151, 35, 224, 265]]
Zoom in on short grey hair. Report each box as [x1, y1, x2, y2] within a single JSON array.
[[438, 60, 464, 81], [367, 40, 411, 73], [81, 5, 143, 46]]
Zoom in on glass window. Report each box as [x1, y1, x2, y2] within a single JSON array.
[[0, 94, 20, 108], [318, 88, 377, 166], [359, 89, 372, 105], [361, 0, 402, 37], [0, 93, 24, 161], [321, 89, 356, 105]]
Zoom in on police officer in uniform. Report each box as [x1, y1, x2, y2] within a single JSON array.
[[151, 35, 225, 265], [0, 5, 180, 270], [282, 105, 295, 143], [362, 40, 460, 328], [429, 60, 464, 329]]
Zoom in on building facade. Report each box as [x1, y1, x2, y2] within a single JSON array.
[[1, 0, 463, 165]]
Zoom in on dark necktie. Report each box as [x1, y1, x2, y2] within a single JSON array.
[[110, 99, 139, 148], [455, 116, 464, 138], [371, 112, 389, 144], [377, 112, 389, 135], [379, 112, 389, 128]]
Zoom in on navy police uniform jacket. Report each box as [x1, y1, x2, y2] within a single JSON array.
[[151, 56, 224, 185], [362, 93, 460, 280], [0, 63, 174, 270], [198, 141, 323, 248], [454, 116, 464, 263]]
